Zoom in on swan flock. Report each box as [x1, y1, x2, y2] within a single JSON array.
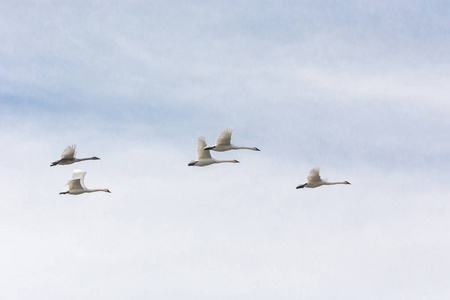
[[52, 127, 350, 195]]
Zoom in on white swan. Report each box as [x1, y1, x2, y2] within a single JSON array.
[[204, 127, 260, 152], [51, 145, 100, 166], [59, 170, 111, 195], [296, 167, 350, 189], [188, 136, 239, 167]]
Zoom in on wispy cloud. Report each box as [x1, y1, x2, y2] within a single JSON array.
[[1, 1, 449, 299]]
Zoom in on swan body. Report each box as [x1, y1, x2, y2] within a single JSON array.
[[188, 136, 239, 167], [296, 167, 350, 189], [51, 145, 100, 166], [204, 127, 260, 152], [59, 169, 111, 195]]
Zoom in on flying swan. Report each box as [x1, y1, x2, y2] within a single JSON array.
[[204, 127, 260, 152], [60, 169, 111, 195], [188, 136, 239, 167], [296, 167, 351, 189], [50, 145, 100, 166]]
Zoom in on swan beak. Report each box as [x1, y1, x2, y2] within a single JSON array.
[[255, 148, 261, 151], [235, 160, 240, 163], [188, 161, 197, 166], [204, 146, 215, 151], [59, 191, 68, 195], [106, 189, 111, 193], [346, 181, 351, 185]]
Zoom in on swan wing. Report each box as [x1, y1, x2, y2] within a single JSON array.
[[61, 145, 76, 159], [68, 178, 84, 191], [307, 167, 322, 183], [197, 136, 212, 160], [71, 170, 87, 189], [215, 127, 233, 146]]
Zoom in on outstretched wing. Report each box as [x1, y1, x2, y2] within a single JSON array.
[[197, 137, 212, 160], [72, 170, 87, 189], [215, 127, 233, 146], [307, 167, 322, 183], [68, 179, 84, 191], [61, 145, 76, 159]]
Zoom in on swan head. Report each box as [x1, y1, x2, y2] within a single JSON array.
[[345, 181, 351, 185], [204, 146, 215, 151], [254, 147, 260, 151], [92, 157, 100, 160], [234, 160, 239, 163], [188, 160, 197, 166], [105, 189, 111, 193]]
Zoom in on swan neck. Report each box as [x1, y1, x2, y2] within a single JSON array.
[[87, 188, 109, 193], [233, 145, 257, 150], [324, 181, 347, 185], [216, 159, 238, 163], [77, 157, 99, 162]]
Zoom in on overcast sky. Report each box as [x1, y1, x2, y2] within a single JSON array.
[[1, 1, 449, 299]]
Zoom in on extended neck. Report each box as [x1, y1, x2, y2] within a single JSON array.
[[215, 159, 239, 164], [233, 145, 260, 151], [76, 157, 100, 162], [324, 181, 348, 185], [86, 188, 110, 193]]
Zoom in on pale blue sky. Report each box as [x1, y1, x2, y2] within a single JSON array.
[[1, 1, 449, 299]]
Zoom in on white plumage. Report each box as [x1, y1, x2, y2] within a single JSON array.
[[60, 170, 111, 195], [204, 127, 260, 152], [51, 145, 100, 166], [188, 136, 240, 167], [296, 167, 351, 189]]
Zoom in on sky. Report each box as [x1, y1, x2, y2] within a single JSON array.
[[1, 1, 449, 299]]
